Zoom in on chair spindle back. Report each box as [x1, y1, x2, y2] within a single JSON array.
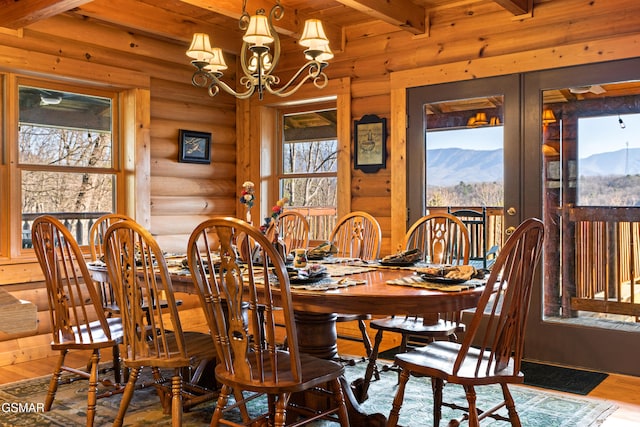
[[403, 213, 470, 264], [187, 217, 302, 384], [330, 211, 381, 260]]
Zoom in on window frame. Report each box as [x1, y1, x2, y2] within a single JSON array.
[[276, 102, 338, 241], [5, 76, 123, 259]]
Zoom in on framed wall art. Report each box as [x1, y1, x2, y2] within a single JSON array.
[[354, 114, 387, 173], [178, 129, 211, 164]]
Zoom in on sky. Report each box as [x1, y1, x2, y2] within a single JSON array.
[[426, 113, 640, 159], [578, 113, 640, 158]]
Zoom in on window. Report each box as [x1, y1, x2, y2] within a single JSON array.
[[278, 107, 337, 240], [18, 81, 118, 248]]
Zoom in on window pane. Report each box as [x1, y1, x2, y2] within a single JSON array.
[[22, 171, 115, 214], [21, 171, 115, 247], [282, 140, 337, 174], [577, 114, 640, 206], [280, 177, 337, 241], [426, 98, 504, 208], [19, 125, 112, 168], [280, 177, 337, 207], [19, 86, 112, 167]]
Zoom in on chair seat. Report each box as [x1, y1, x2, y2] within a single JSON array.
[[216, 350, 345, 394], [395, 336, 523, 384], [124, 330, 215, 370], [52, 317, 124, 350], [370, 316, 464, 338]]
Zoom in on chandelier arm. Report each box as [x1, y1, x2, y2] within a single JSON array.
[[265, 62, 328, 98], [187, 1, 330, 100], [198, 72, 256, 99]]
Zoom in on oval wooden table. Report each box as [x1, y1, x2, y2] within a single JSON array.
[[91, 263, 486, 426], [171, 265, 486, 427]]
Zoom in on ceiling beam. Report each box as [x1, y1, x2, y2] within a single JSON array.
[[177, 0, 344, 51], [334, 0, 425, 35], [0, 0, 92, 29], [492, 0, 533, 16]]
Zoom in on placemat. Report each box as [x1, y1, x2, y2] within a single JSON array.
[[386, 274, 485, 292]]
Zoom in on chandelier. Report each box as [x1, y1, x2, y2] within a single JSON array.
[[186, 0, 333, 101]]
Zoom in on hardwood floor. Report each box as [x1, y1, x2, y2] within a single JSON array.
[[2, 333, 639, 426]]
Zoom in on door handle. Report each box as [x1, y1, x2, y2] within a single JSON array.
[[505, 226, 516, 236], [506, 207, 516, 216]]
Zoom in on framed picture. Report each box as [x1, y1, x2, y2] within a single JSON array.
[[178, 129, 211, 164], [354, 114, 387, 173]]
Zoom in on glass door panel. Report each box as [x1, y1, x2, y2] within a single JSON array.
[[525, 57, 640, 375], [542, 81, 640, 326], [406, 75, 521, 261]]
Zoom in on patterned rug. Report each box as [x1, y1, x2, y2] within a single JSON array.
[[0, 361, 616, 426]]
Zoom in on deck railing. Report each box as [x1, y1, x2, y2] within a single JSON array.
[[287, 206, 337, 242], [569, 207, 640, 318], [22, 212, 110, 248]]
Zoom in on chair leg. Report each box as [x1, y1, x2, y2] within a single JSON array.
[[463, 385, 479, 427], [274, 393, 288, 427], [432, 377, 444, 427], [387, 368, 411, 427], [357, 328, 384, 403], [210, 385, 231, 427], [501, 383, 522, 427], [233, 388, 252, 423], [330, 378, 350, 427], [357, 319, 373, 360], [86, 350, 100, 427], [45, 349, 67, 411], [112, 343, 122, 385], [171, 373, 183, 427], [113, 367, 140, 427]]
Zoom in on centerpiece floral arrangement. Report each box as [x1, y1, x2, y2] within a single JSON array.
[[239, 181, 255, 223], [260, 197, 289, 235]]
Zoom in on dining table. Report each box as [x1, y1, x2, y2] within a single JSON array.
[[88, 257, 488, 427]]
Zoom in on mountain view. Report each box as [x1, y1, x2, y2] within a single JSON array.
[[427, 147, 640, 187]]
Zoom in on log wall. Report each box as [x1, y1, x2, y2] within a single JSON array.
[[0, 14, 236, 363]]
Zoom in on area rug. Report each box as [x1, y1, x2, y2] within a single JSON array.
[[0, 362, 616, 426], [378, 346, 609, 396]]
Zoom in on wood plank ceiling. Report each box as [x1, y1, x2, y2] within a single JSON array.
[[0, 0, 535, 54]]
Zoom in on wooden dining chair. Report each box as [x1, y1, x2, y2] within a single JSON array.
[[279, 210, 310, 252], [355, 213, 470, 403], [31, 215, 124, 427], [103, 219, 216, 427], [448, 207, 499, 270], [89, 213, 131, 315], [186, 216, 349, 427], [90, 213, 180, 318], [329, 211, 382, 364], [387, 218, 544, 427], [329, 211, 381, 260]]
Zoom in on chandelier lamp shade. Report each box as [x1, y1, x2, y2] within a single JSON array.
[[186, 0, 332, 100]]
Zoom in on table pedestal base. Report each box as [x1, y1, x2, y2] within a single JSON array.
[[293, 311, 387, 427]]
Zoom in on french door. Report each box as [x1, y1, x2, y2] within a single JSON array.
[[524, 58, 640, 375], [406, 74, 522, 237], [406, 60, 640, 375]]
